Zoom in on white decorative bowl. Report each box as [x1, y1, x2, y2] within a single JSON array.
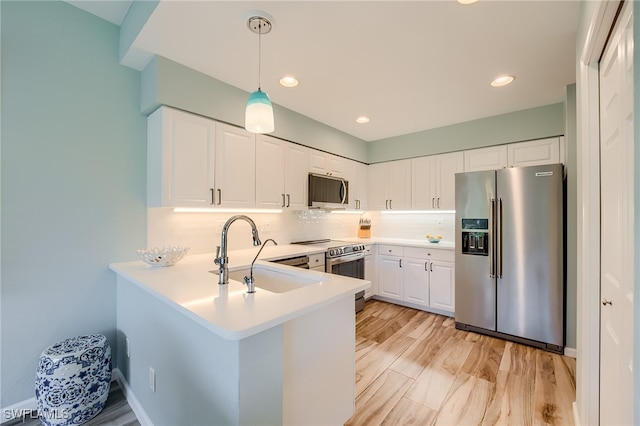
[[137, 246, 190, 267]]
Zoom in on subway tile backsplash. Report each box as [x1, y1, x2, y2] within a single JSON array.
[[146, 208, 455, 255]]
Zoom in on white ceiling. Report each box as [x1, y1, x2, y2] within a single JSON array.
[[68, 1, 580, 142]]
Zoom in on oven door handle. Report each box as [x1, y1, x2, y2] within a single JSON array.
[[326, 252, 364, 265]]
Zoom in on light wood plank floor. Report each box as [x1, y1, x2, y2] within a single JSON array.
[[4, 381, 139, 426], [345, 299, 576, 426], [9, 300, 574, 425]]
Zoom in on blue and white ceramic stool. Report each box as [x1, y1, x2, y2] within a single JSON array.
[[35, 334, 111, 426]]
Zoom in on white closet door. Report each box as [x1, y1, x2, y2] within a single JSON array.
[[599, 2, 634, 424]]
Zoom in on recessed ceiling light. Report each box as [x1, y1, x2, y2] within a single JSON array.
[[279, 75, 299, 87], [457, 0, 479, 4], [491, 75, 515, 87], [356, 116, 370, 124]]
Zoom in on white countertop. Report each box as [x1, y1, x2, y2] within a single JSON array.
[[345, 237, 455, 250], [110, 245, 369, 341]]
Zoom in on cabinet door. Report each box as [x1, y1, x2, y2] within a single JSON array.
[[364, 254, 375, 298], [368, 163, 390, 210], [327, 154, 346, 177], [429, 260, 455, 313], [411, 156, 436, 209], [284, 143, 309, 209], [255, 135, 285, 209], [308, 150, 327, 175], [507, 137, 561, 167], [388, 159, 412, 210], [435, 152, 464, 210], [464, 145, 508, 172], [403, 257, 429, 307], [215, 123, 255, 208], [377, 255, 403, 300], [147, 107, 216, 208], [355, 162, 369, 210]]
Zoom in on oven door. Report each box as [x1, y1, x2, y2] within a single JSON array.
[[326, 252, 366, 312], [325, 252, 364, 278]]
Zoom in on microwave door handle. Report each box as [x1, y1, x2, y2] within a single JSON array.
[[340, 180, 347, 204]]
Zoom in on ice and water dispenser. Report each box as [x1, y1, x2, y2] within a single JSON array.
[[461, 218, 489, 256]]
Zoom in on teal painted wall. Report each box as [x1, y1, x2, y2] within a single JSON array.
[[141, 56, 370, 163], [368, 103, 565, 163], [0, 1, 146, 406]]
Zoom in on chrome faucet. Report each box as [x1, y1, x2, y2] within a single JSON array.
[[243, 239, 278, 293], [214, 215, 261, 285]]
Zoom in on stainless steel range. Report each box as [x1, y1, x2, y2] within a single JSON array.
[[292, 239, 366, 312]]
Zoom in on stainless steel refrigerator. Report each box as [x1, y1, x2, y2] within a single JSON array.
[[454, 164, 564, 354]]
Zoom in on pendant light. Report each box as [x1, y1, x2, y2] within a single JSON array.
[[245, 15, 274, 134]]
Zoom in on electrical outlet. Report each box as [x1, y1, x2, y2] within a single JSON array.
[[149, 367, 156, 392], [125, 337, 130, 358]]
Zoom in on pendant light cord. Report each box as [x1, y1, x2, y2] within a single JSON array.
[[258, 20, 262, 91]]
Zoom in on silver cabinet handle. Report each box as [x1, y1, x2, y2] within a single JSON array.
[[210, 188, 215, 205], [437, 197, 440, 208], [389, 199, 392, 209], [281, 194, 286, 208], [602, 299, 613, 306], [424, 262, 428, 271], [430, 262, 433, 272], [489, 198, 495, 278], [217, 189, 222, 205], [385, 200, 389, 209], [399, 259, 402, 268], [432, 198, 435, 208], [286, 194, 291, 208]]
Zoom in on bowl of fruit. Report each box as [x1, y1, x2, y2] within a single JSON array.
[[426, 234, 442, 244]]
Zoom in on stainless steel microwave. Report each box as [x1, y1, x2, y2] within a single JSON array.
[[308, 173, 348, 209]]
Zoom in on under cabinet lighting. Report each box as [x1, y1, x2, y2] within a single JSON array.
[[330, 210, 366, 215], [380, 210, 456, 214], [173, 208, 283, 214]]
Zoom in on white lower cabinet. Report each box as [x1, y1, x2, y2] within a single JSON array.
[[375, 244, 455, 315], [308, 252, 326, 272], [364, 245, 376, 299]]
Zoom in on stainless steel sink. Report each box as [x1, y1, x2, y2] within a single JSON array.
[[210, 266, 319, 293]]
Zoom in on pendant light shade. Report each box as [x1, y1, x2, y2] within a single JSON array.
[[245, 89, 274, 133], [245, 15, 274, 134]]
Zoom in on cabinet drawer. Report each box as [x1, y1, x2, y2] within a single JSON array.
[[308, 252, 325, 268], [378, 245, 403, 257], [404, 246, 454, 262]]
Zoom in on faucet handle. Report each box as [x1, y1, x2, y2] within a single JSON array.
[[243, 276, 256, 293], [214, 246, 221, 265]]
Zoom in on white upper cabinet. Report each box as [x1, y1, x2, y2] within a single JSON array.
[[214, 123, 256, 209], [464, 145, 508, 171], [412, 152, 463, 210], [507, 137, 563, 167], [147, 106, 216, 207], [284, 143, 309, 210], [309, 150, 345, 177], [343, 159, 368, 210], [255, 136, 309, 210], [255, 134, 286, 209], [369, 160, 412, 210]]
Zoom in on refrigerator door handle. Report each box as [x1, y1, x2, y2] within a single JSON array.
[[489, 198, 496, 278], [497, 197, 503, 278]]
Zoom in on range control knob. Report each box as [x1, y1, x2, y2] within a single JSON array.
[[329, 249, 336, 256]]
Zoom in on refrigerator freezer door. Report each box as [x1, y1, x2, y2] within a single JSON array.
[[454, 170, 496, 331], [496, 164, 564, 346]]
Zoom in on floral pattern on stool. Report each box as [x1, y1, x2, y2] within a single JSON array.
[[35, 334, 111, 426]]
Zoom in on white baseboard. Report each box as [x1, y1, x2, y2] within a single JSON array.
[[565, 347, 577, 358], [1, 397, 37, 423], [572, 401, 580, 426], [113, 368, 154, 426]]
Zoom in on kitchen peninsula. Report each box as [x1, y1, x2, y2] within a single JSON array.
[[110, 246, 369, 425]]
